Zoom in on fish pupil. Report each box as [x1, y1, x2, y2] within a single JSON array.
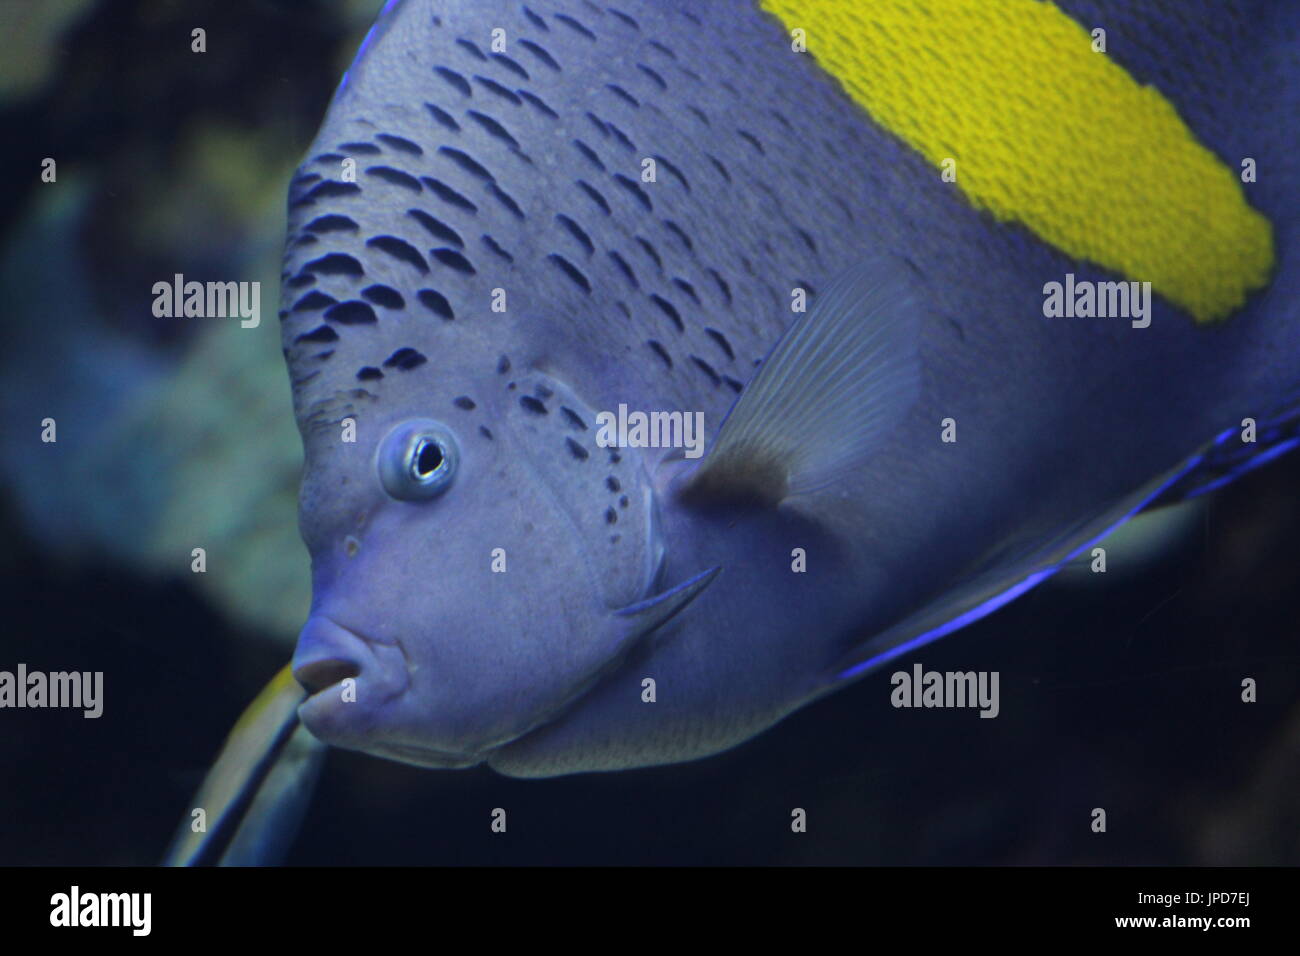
[[413, 439, 444, 478]]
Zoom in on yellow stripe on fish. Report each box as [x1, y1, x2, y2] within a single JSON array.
[[762, 0, 1274, 323]]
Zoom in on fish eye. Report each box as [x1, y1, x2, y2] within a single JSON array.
[[377, 419, 460, 501]]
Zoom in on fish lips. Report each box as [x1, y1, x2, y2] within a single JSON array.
[[291, 615, 549, 769], [292, 615, 411, 746]]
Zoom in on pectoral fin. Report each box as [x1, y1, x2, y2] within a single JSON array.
[[678, 257, 922, 507], [614, 564, 721, 636]]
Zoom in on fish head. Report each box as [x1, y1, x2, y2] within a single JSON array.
[[288, 331, 675, 768]]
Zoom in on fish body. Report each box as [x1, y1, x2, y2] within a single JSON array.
[[275, 0, 1298, 778]]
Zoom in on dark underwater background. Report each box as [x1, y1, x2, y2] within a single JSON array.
[[0, 0, 1296, 866]]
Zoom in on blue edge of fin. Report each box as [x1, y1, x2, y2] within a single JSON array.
[[838, 415, 1300, 682]]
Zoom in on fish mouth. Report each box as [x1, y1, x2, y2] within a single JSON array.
[[296, 657, 362, 699], [292, 615, 411, 735]]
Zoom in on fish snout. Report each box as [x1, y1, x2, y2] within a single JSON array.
[[292, 616, 410, 739]]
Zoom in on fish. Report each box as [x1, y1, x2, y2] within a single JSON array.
[[171, 0, 1298, 860]]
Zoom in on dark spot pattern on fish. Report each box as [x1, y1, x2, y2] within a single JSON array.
[[519, 395, 548, 415], [673, 278, 700, 304], [325, 300, 378, 325], [425, 102, 461, 132], [420, 177, 478, 213], [376, 133, 423, 156], [292, 291, 338, 312], [521, 6, 547, 31], [576, 180, 610, 216], [646, 340, 672, 369], [708, 268, 732, 305], [440, 146, 495, 181], [362, 284, 405, 309], [705, 327, 735, 361], [636, 63, 666, 90], [295, 324, 338, 344], [560, 407, 587, 430], [518, 39, 560, 72], [584, 111, 608, 139], [649, 294, 684, 333], [554, 13, 596, 41], [455, 37, 488, 62], [306, 214, 359, 234], [487, 183, 525, 219], [603, 120, 636, 153], [383, 348, 427, 371], [466, 110, 521, 150], [279, 0, 846, 488], [473, 75, 522, 106], [548, 254, 590, 293], [366, 166, 423, 193], [453, 396, 476, 410], [407, 208, 463, 247], [518, 89, 559, 119], [737, 129, 765, 154], [566, 437, 589, 461], [417, 288, 454, 320], [635, 236, 662, 272], [555, 214, 594, 256], [430, 248, 476, 275], [608, 250, 637, 288], [607, 8, 639, 31], [654, 156, 690, 192], [367, 235, 429, 273], [481, 234, 514, 262], [663, 220, 693, 252], [491, 53, 530, 80], [690, 355, 721, 388], [357, 366, 384, 381], [605, 84, 639, 109], [572, 139, 605, 172], [305, 253, 364, 277], [434, 66, 472, 97], [298, 181, 361, 205]]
